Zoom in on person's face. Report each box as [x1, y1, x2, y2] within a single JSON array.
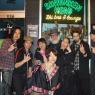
[[13, 29, 21, 41], [48, 52, 57, 64], [24, 40, 32, 49], [61, 38, 69, 48], [51, 33, 58, 41], [91, 34, 95, 41], [38, 42, 46, 50], [73, 33, 81, 42]]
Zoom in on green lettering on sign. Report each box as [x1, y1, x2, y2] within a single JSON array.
[[44, 0, 82, 15], [42, 0, 84, 24]]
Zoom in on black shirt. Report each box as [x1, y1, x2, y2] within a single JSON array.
[[14, 47, 33, 75]]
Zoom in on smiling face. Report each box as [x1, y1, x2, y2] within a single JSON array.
[[46, 48, 57, 65], [48, 51, 57, 64], [61, 38, 70, 49], [51, 33, 58, 41], [91, 34, 95, 41], [24, 40, 32, 49], [38, 42, 46, 50]]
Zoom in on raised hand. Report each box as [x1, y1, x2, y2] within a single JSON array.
[[8, 43, 17, 52], [23, 54, 31, 63], [80, 44, 86, 54], [92, 47, 95, 54], [67, 45, 71, 53]]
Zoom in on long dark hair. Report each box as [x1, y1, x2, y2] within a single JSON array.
[[10, 26, 22, 38], [10, 26, 24, 49], [36, 38, 47, 51], [37, 38, 47, 46]]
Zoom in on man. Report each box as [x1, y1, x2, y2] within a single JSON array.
[[0, 26, 22, 95], [13, 36, 33, 95], [71, 28, 91, 95], [90, 31, 95, 95], [49, 28, 61, 52]]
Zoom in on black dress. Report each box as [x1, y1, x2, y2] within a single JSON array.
[[56, 49, 76, 95], [24, 64, 61, 95]]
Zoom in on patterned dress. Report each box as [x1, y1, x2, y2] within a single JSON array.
[[24, 64, 61, 95]]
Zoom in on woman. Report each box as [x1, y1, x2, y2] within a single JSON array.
[[58, 37, 75, 95], [34, 38, 47, 64], [13, 36, 33, 95], [25, 48, 61, 95]]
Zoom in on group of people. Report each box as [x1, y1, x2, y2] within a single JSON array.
[[0, 26, 95, 95]]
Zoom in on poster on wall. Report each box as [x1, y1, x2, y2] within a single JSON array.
[[27, 25, 38, 37], [42, 0, 84, 24]]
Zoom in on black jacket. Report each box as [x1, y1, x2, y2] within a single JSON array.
[[57, 49, 74, 75], [34, 48, 44, 63], [71, 40, 91, 76], [48, 40, 61, 52]]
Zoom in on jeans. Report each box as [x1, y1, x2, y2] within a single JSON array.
[[0, 70, 13, 95]]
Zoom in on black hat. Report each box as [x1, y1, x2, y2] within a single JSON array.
[[50, 28, 59, 35]]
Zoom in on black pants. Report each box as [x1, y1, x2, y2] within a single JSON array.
[[56, 73, 77, 95], [91, 60, 95, 95], [74, 71, 91, 95], [13, 74, 27, 95]]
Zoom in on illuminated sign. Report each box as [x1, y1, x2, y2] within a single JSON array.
[[42, 0, 84, 24]]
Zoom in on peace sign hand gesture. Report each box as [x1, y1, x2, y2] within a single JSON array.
[[8, 43, 17, 52], [80, 44, 87, 56]]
